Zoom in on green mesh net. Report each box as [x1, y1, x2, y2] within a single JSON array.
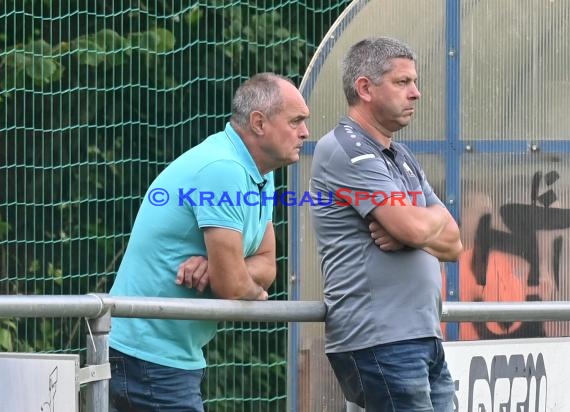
[[0, 1, 350, 409]]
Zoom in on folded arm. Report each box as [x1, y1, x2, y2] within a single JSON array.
[[202, 226, 267, 300], [176, 222, 276, 296], [369, 198, 462, 261], [243, 222, 277, 290], [420, 212, 463, 261]]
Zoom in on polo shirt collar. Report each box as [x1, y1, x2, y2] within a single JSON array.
[[340, 116, 399, 156], [224, 122, 266, 185]]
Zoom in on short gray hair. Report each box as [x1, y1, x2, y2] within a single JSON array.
[[342, 37, 417, 106], [231, 73, 294, 128]]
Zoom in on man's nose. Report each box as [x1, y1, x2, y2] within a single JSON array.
[[410, 83, 421, 100], [299, 122, 310, 140]]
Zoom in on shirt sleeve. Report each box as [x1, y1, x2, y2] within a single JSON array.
[[322, 147, 404, 218], [400, 144, 445, 208], [263, 172, 275, 222], [191, 160, 249, 232], [420, 170, 445, 207]]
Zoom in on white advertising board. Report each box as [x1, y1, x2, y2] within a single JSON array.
[[444, 337, 570, 412], [0, 352, 79, 412]]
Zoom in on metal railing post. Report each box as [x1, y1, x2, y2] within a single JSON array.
[[86, 309, 111, 412]]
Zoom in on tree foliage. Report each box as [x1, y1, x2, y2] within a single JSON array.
[[0, 0, 350, 408]]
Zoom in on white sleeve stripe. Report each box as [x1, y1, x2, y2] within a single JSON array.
[[350, 154, 375, 164]]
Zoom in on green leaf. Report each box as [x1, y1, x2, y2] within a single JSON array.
[[0, 327, 13, 351], [28, 259, 41, 274], [0, 219, 11, 240], [94, 29, 130, 66], [24, 57, 63, 85], [71, 38, 106, 67], [274, 28, 290, 39], [128, 29, 175, 53], [94, 29, 129, 52], [3, 50, 29, 71], [24, 39, 53, 56], [184, 7, 203, 27], [5, 41, 63, 85], [152, 28, 176, 52], [0, 320, 15, 351], [47, 263, 63, 286], [51, 41, 71, 55], [128, 32, 157, 52]]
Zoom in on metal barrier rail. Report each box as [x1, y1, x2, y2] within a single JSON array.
[[0, 294, 570, 322], [2, 294, 570, 321], [2, 295, 570, 412], [0, 294, 326, 321]]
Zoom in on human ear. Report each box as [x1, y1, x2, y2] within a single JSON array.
[[354, 77, 373, 102], [250, 111, 265, 135]]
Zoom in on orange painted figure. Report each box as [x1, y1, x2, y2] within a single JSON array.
[[451, 189, 559, 340], [458, 248, 526, 339]]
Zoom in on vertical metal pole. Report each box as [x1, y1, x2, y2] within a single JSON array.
[[288, 159, 301, 412], [86, 310, 111, 412], [445, 0, 462, 341]]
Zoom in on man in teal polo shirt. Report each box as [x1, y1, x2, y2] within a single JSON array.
[[109, 73, 310, 412]]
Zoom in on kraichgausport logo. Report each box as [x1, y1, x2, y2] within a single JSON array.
[[146, 188, 422, 207]]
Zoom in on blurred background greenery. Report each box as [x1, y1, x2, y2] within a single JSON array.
[[0, 0, 351, 409]]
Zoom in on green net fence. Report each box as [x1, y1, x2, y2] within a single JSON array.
[[0, 1, 351, 409]]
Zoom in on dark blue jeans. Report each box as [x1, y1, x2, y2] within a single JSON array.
[[327, 337, 455, 412], [109, 347, 205, 412]]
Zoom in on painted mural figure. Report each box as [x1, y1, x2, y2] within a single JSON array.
[[460, 171, 570, 340]]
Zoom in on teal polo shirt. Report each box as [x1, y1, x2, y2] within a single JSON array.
[[109, 123, 274, 370]]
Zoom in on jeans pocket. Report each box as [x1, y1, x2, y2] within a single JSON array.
[[109, 353, 130, 408], [327, 352, 365, 406]]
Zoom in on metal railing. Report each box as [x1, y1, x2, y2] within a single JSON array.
[[4, 294, 570, 322], [2, 295, 570, 411]]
